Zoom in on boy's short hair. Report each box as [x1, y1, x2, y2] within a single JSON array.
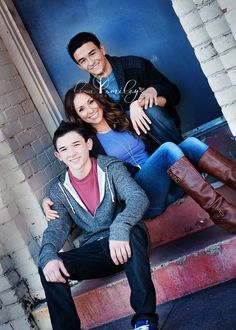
[[53, 121, 91, 151], [67, 32, 101, 63]]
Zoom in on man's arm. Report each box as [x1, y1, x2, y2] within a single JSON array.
[[140, 58, 180, 107], [128, 57, 179, 135]]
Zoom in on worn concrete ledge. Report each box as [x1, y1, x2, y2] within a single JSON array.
[[32, 225, 236, 329]]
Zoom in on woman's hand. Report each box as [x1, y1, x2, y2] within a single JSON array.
[[42, 197, 59, 220], [130, 100, 151, 135]]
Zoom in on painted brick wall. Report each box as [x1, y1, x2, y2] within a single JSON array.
[[0, 36, 64, 328], [172, 0, 236, 136], [0, 254, 38, 330]]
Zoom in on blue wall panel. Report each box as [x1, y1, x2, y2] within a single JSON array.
[[13, 0, 221, 132]]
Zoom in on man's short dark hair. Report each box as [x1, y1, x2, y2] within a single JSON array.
[[67, 32, 101, 63], [53, 121, 91, 150]]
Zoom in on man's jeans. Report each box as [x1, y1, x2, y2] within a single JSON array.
[[39, 226, 158, 330], [135, 137, 209, 217], [145, 105, 183, 145]]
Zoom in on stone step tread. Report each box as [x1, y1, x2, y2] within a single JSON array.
[[73, 226, 234, 295], [32, 186, 236, 329], [33, 225, 235, 311], [72, 227, 236, 329]]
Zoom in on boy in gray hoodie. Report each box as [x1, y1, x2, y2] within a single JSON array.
[[38, 121, 159, 330]]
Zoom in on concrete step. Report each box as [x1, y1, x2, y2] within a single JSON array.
[[145, 184, 236, 248], [32, 226, 236, 330], [90, 278, 236, 330]]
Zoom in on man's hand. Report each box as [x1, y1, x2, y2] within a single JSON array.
[[130, 100, 152, 135], [43, 260, 70, 283], [42, 197, 59, 220], [156, 96, 167, 108], [138, 87, 158, 109], [109, 240, 131, 265]]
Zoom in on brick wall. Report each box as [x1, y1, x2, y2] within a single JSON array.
[[0, 254, 38, 330], [172, 0, 236, 135], [0, 37, 64, 328]]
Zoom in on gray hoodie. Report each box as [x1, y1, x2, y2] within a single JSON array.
[[39, 155, 149, 269]]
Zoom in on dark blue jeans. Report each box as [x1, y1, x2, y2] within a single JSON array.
[[39, 226, 158, 330], [145, 105, 183, 145]]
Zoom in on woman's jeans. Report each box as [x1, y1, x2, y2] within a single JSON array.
[[39, 226, 158, 330], [135, 137, 208, 218]]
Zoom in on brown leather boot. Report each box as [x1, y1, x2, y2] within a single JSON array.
[[198, 147, 236, 190], [167, 156, 236, 234]]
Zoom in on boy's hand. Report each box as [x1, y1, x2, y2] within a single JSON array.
[[43, 260, 70, 283], [109, 240, 131, 265], [42, 197, 59, 220]]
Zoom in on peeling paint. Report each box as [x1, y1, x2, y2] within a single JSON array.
[[176, 256, 187, 265], [205, 244, 222, 255]]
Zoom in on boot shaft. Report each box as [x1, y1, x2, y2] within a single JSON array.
[[167, 156, 236, 234], [167, 156, 220, 210], [198, 148, 236, 190]]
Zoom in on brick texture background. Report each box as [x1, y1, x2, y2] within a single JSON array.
[[0, 37, 64, 329], [172, 0, 236, 135]]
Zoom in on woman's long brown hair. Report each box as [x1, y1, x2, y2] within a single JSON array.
[[64, 82, 134, 136]]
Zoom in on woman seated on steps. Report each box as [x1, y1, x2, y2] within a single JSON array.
[[43, 82, 236, 234]]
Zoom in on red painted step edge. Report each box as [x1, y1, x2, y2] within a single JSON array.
[[73, 236, 236, 329]]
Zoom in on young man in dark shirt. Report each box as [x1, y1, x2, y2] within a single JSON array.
[[67, 32, 183, 144]]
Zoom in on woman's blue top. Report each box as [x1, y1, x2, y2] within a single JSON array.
[[97, 130, 149, 168]]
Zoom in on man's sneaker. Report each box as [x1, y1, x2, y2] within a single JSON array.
[[134, 320, 159, 330]]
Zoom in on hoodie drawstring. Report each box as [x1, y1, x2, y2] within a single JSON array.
[[105, 168, 115, 202]]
